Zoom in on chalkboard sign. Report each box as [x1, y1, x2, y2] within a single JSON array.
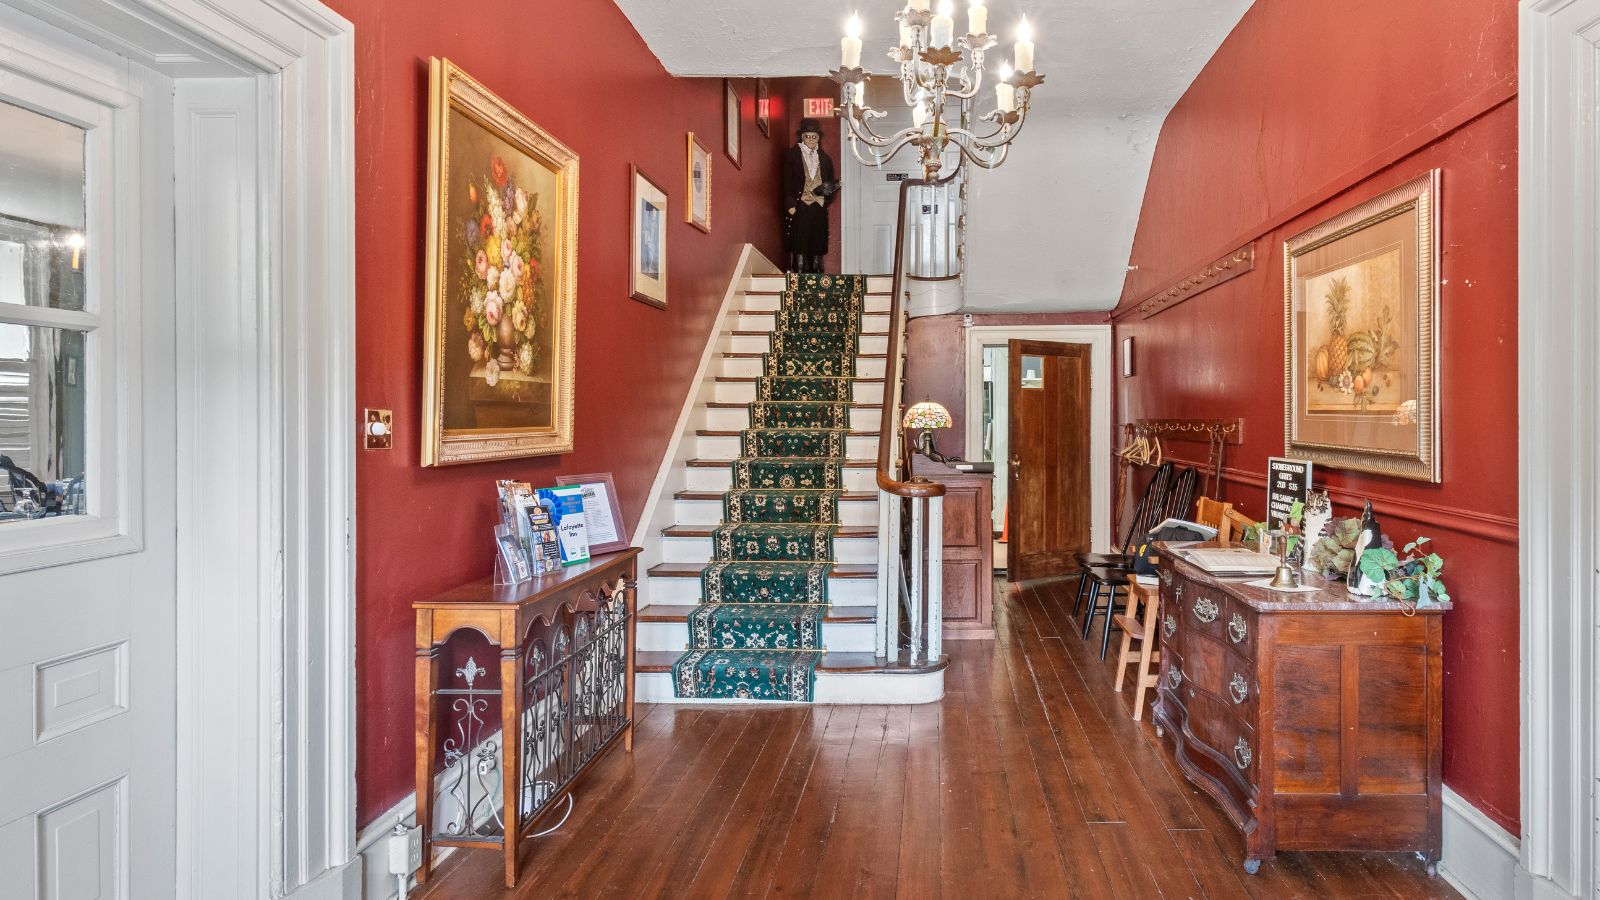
[[1266, 457, 1313, 531]]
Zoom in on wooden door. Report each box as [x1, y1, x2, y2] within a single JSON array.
[[1007, 340, 1091, 581]]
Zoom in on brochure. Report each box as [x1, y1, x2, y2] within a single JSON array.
[[536, 485, 591, 566]]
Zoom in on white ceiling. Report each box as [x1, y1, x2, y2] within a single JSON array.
[[615, 0, 1253, 312]]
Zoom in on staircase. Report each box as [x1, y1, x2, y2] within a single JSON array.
[[633, 267, 945, 704]]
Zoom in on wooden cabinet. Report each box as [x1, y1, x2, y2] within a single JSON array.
[[1152, 542, 1449, 875], [913, 460, 994, 638]]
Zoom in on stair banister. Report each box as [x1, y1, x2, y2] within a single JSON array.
[[876, 170, 959, 664]]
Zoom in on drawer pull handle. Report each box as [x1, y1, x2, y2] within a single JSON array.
[[1168, 667, 1182, 688], [1229, 673, 1249, 704], [1174, 583, 1184, 601], [1193, 597, 1219, 623], [1163, 614, 1177, 638], [1228, 613, 1248, 643], [1234, 737, 1252, 770]]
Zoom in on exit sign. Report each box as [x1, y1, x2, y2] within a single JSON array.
[[804, 97, 835, 118]]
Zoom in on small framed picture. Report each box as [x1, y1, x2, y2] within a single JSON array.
[[723, 79, 742, 169], [686, 132, 712, 233], [556, 472, 630, 554], [1122, 336, 1135, 377], [629, 164, 668, 308], [756, 78, 771, 137]]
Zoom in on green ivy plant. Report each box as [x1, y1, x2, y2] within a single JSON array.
[[1357, 537, 1452, 605]]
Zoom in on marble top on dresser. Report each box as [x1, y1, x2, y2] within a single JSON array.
[[1155, 541, 1452, 614]]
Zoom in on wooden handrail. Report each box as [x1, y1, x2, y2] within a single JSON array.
[[877, 171, 960, 498]]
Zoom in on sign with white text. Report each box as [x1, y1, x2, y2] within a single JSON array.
[[803, 97, 836, 118], [1266, 457, 1313, 531]]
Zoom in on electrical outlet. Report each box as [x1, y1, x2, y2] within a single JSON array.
[[387, 823, 423, 876], [363, 408, 393, 450]]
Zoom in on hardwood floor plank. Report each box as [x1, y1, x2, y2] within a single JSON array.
[[647, 708, 813, 898], [413, 576, 1464, 900], [893, 701, 943, 900]]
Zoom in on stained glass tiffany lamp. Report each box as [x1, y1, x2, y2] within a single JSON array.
[[902, 400, 954, 477]]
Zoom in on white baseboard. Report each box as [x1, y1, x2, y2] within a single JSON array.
[[1440, 786, 1521, 900], [284, 858, 363, 900]]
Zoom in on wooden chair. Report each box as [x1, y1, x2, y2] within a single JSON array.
[[1193, 495, 1232, 533], [1113, 573, 1162, 721], [1078, 467, 1200, 658], [1218, 507, 1255, 543]]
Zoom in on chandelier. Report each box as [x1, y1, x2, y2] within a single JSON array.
[[831, 0, 1044, 180]]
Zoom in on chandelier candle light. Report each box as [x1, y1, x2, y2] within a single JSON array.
[[831, 1, 1044, 179]]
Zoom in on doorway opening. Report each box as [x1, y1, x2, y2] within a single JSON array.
[[964, 324, 1113, 579]]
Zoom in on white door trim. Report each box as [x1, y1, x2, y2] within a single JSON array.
[[7, 0, 358, 897], [1519, 1, 1597, 897], [962, 324, 1112, 554]]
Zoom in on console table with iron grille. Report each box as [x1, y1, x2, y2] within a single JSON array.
[[413, 548, 639, 887]]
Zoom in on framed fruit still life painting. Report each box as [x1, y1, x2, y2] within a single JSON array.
[[422, 58, 579, 466], [1284, 170, 1439, 482]]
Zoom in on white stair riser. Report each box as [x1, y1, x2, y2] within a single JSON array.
[[636, 619, 876, 653], [727, 334, 889, 355], [672, 497, 877, 526], [693, 434, 879, 460], [684, 465, 877, 492], [746, 275, 893, 293], [738, 294, 891, 315], [635, 668, 944, 704], [711, 381, 885, 405], [642, 574, 877, 605], [717, 356, 888, 379], [660, 535, 879, 565], [703, 407, 880, 432]]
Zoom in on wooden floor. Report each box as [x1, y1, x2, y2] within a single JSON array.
[[415, 576, 1461, 899]]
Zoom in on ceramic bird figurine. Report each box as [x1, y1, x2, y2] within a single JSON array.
[[1346, 500, 1384, 597]]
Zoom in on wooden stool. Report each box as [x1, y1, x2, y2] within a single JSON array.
[[1113, 573, 1162, 721]]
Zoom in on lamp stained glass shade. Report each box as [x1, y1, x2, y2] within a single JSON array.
[[902, 401, 953, 430]]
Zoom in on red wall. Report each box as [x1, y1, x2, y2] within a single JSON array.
[[325, 0, 810, 827], [1114, 0, 1519, 831]]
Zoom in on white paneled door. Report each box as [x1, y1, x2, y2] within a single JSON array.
[[0, 11, 177, 899]]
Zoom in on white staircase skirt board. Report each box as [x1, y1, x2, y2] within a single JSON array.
[[636, 619, 877, 653], [635, 668, 944, 705], [644, 573, 876, 605]]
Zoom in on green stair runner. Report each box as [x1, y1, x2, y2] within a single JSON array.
[[673, 273, 868, 702]]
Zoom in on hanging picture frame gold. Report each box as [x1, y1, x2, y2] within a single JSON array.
[[1283, 170, 1440, 482], [421, 57, 579, 466]]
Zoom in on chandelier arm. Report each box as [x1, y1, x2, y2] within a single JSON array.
[[946, 64, 984, 101], [955, 140, 1011, 170], [845, 129, 922, 168], [843, 112, 901, 146]]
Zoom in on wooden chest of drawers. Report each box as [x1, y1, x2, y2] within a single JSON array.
[[1152, 542, 1450, 875]]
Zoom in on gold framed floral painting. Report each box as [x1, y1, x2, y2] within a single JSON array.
[[422, 58, 579, 466], [1284, 170, 1439, 482]]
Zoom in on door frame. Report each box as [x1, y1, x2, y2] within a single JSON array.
[[963, 324, 1112, 554], [7, 0, 358, 897], [1518, 2, 1599, 899]]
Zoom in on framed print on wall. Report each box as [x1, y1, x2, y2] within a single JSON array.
[[1284, 169, 1440, 482], [723, 79, 742, 169], [686, 132, 712, 233], [630, 164, 668, 309], [421, 57, 579, 467]]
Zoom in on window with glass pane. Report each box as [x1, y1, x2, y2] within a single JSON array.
[[0, 100, 89, 523]]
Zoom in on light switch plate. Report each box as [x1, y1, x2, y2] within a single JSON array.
[[363, 408, 393, 450]]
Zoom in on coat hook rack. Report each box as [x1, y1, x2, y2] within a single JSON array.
[[1132, 418, 1243, 502]]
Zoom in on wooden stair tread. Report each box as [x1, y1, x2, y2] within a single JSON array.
[[722, 352, 888, 359], [648, 562, 877, 578], [639, 604, 876, 624], [705, 401, 880, 409], [674, 490, 876, 501], [636, 650, 946, 675], [685, 458, 875, 468], [714, 376, 885, 384], [661, 525, 877, 538], [696, 429, 877, 437]]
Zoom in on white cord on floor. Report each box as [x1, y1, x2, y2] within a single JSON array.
[[529, 790, 575, 837]]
